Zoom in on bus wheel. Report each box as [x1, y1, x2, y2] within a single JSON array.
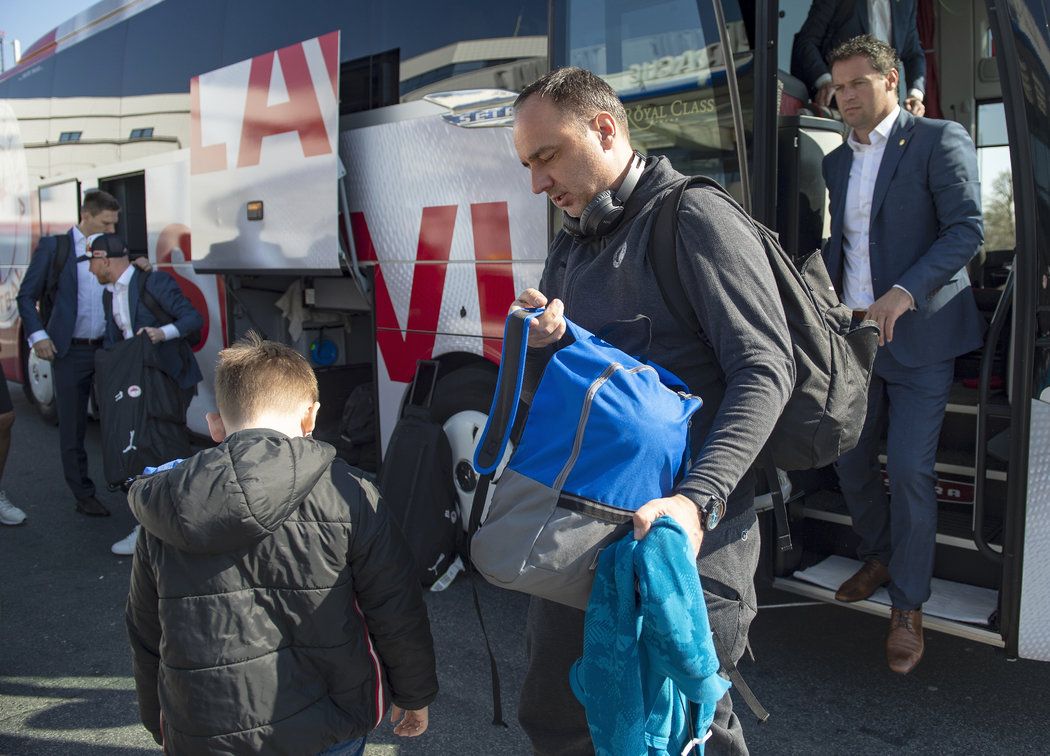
[[428, 364, 502, 531], [22, 345, 59, 425]]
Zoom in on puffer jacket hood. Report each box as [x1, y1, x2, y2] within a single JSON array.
[[129, 429, 335, 554]]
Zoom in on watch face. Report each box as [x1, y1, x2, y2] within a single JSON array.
[[706, 498, 726, 530]]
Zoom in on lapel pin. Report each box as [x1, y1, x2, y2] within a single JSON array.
[[899, 138, 906, 146]]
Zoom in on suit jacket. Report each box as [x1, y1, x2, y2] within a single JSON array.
[[791, 0, 926, 96], [103, 269, 204, 390], [822, 109, 985, 367], [16, 229, 81, 359]]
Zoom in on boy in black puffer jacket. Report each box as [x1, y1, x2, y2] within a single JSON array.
[[125, 332, 437, 755]]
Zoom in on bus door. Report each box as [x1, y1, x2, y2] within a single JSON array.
[[983, 0, 1050, 662], [765, 0, 1050, 661], [98, 172, 147, 260]]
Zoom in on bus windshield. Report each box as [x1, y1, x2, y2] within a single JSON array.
[[552, 0, 754, 198]]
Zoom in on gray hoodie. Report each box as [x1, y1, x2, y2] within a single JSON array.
[[539, 156, 795, 518]]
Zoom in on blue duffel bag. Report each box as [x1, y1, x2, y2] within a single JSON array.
[[470, 308, 702, 610]]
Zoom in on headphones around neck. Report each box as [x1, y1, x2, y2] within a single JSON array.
[[563, 152, 646, 239]]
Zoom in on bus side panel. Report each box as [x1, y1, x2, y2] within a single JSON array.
[[341, 117, 546, 452], [145, 154, 224, 437], [1019, 398, 1050, 661]]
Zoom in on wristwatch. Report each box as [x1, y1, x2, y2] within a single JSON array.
[[698, 495, 726, 532]]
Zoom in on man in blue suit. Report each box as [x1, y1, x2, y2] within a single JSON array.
[[88, 233, 203, 556], [16, 190, 122, 516], [821, 35, 984, 674], [792, 0, 926, 116]]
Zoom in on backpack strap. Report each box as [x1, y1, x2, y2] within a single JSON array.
[[137, 271, 174, 327], [52, 233, 71, 281], [648, 177, 795, 553]]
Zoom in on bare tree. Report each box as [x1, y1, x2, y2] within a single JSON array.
[[983, 171, 1015, 252]]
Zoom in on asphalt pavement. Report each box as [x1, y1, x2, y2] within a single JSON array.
[[1, 381, 1048, 755]]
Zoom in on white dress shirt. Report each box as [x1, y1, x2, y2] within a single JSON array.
[[28, 226, 106, 347], [106, 266, 180, 342], [841, 105, 914, 310]]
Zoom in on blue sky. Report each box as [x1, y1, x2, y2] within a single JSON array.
[[0, 0, 97, 69]]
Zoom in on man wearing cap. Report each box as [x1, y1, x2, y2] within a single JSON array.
[[88, 232, 203, 555], [16, 190, 139, 516]]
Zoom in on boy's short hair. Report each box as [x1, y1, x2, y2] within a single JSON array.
[[215, 332, 319, 427]]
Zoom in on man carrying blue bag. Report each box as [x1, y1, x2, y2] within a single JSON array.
[[510, 67, 795, 755]]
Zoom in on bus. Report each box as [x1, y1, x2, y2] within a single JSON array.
[[1, 0, 1047, 661]]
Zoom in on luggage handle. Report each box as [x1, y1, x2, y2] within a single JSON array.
[[473, 308, 541, 473]]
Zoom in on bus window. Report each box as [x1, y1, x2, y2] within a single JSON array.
[[553, 0, 754, 199], [976, 101, 1015, 253]]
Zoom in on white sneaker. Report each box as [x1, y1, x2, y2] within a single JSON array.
[[0, 490, 26, 526], [111, 525, 141, 556]]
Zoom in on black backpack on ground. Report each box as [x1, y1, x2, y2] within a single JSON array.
[[377, 365, 461, 588], [94, 334, 192, 487], [38, 234, 72, 326], [649, 176, 880, 547]]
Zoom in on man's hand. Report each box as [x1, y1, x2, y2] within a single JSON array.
[[632, 493, 703, 559], [866, 287, 914, 345], [815, 82, 835, 109], [512, 288, 566, 348], [905, 96, 925, 117], [32, 339, 56, 361], [137, 326, 166, 344], [391, 705, 429, 737], [133, 256, 153, 272]]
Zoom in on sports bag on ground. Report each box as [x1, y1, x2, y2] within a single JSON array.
[[94, 333, 191, 487], [377, 367, 461, 589], [649, 175, 879, 471], [470, 308, 702, 611]]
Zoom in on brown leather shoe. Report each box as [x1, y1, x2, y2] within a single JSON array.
[[74, 496, 110, 517], [834, 559, 890, 602], [887, 608, 924, 674]]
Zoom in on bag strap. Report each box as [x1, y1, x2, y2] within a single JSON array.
[[649, 179, 794, 554], [472, 308, 538, 474], [52, 233, 71, 280], [137, 271, 175, 326], [648, 178, 703, 340]]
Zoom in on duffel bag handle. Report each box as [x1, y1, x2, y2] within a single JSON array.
[[473, 307, 542, 474]]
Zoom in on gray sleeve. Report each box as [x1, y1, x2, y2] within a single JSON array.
[[672, 189, 796, 505]]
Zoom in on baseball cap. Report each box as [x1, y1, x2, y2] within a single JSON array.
[[88, 233, 129, 258]]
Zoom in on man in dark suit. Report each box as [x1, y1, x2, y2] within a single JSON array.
[[16, 190, 121, 516], [88, 232, 204, 556], [821, 35, 984, 674], [88, 233, 203, 395], [792, 0, 926, 116]]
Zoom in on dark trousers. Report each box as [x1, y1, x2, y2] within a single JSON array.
[[52, 344, 99, 500], [834, 348, 954, 609], [518, 508, 760, 755]]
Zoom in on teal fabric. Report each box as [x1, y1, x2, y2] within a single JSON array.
[[570, 517, 730, 755]]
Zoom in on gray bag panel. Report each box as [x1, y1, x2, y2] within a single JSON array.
[[471, 469, 629, 610]]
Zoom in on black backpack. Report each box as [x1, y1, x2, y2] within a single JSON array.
[[649, 177, 879, 550], [94, 333, 192, 487], [377, 371, 461, 588], [39, 234, 72, 326]]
